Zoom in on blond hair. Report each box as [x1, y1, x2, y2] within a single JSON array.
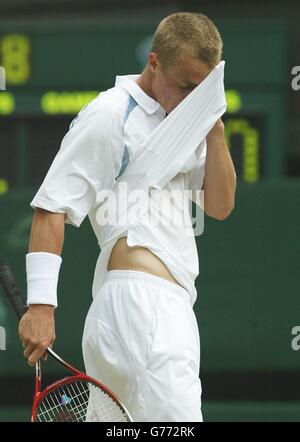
[[152, 12, 223, 70]]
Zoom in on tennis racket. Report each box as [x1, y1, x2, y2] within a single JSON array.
[[0, 259, 134, 422]]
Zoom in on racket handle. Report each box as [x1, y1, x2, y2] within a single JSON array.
[[0, 259, 27, 320]]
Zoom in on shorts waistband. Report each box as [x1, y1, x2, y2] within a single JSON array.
[[105, 269, 189, 297]]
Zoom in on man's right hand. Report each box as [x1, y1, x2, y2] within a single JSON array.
[[19, 304, 56, 366]]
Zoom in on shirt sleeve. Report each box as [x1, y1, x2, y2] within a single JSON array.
[[187, 138, 206, 209], [30, 102, 117, 227]]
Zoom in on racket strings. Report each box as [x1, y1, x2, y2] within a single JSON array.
[[36, 380, 130, 422]]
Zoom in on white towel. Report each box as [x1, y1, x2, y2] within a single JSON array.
[[119, 60, 227, 190]]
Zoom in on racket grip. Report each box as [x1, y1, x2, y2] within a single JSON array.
[[0, 259, 27, 320]]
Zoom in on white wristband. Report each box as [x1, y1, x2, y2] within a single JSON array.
[[26, 252, 62, 308]]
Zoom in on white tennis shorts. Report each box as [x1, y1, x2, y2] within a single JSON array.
[[82, 270, 202, 422]]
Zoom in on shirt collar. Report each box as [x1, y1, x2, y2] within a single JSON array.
[[115, 74, 165, 116]]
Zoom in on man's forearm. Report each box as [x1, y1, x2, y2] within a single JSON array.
[[203, 120, 236, 220], [29, 208, 65, 255], [20, 208, 65, 365]]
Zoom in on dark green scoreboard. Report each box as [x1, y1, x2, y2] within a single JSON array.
[[0, 20, 288, 194]]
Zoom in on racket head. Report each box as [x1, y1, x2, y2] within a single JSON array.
[[32, 373, 133, 422]]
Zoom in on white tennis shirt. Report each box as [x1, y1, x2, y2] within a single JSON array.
[[31, 74, 207, 306]]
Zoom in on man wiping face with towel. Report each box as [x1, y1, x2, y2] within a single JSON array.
[[19, 12, 237, 422]]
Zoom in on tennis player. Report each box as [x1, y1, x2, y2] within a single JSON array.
[[19, 12, 236, 422]]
